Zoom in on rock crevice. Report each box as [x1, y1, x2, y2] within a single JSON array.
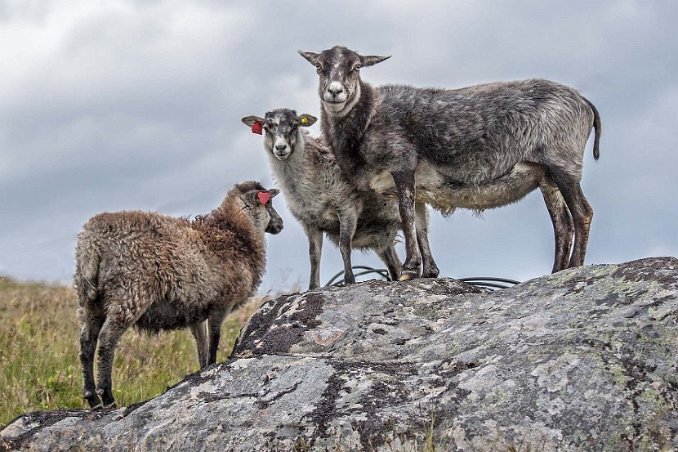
[[2, 257, 677, 450]]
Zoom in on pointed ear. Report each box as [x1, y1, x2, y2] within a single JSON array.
[[298, 114, 317, 127], [241, 115, 265, 127], [298, 50, 320, 65], [360, 54, 391, 67], [268, 188, 280, 198]]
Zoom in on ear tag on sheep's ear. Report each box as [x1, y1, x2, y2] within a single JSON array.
[[299, 116, 309, 126], [257, 191, 271, 205], [251, 121, 263, 135]]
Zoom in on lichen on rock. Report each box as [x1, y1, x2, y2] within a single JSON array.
[[2, 257, 677, 451]]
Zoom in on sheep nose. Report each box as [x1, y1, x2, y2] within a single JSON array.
[[327, 85, 344, 97], [275, 143, 287, 151], [267, 222, 283, 234]]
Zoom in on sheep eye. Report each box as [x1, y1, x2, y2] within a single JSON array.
[[353, 64, 361, 71], [315, 63, 322, 73]]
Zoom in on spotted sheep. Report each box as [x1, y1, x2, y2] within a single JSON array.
[[74, 181, 283, 409], [299, 45, 601, 280], [242, 109, 438, 288]]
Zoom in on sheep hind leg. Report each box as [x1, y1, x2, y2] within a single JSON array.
[[415, 202, 440, 278], [95, 317, 132, 409], [79, 304, 105, 409], [190, 322, 209, 369], [539, 178, 574, 273], [392, 170, 422, 280], [548, 168, 594, 268], [376, 243, 402, 281]]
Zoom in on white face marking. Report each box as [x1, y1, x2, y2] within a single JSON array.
[[324, 82, 360, 118], [324, 81, 348, 104], [272, 136, 291, 160]]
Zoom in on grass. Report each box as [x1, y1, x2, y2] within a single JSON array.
[[0, 276, 267, 427]]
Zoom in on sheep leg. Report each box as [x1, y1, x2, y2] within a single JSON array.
[[539, 178, 574, 273], [79, 306, 105, 408], [95, 317, 130, 409], [305, 225, 324, 289], [415, 202, 440, 278], [549, 168, 594, 268], [207, 308, 229, 365], [376, 244, 402, 281], [337, 209, 358, 284], [392, 170, 422, 280], [190, 322, 209, 369]]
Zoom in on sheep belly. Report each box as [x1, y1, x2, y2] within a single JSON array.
[[420, 162, 546, 212], [369, 161, 545, 212], [134, 298, 212, 333]]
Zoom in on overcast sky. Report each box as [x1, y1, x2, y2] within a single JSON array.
[[1, 0, 676, 293]]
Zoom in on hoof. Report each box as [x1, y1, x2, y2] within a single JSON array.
[[422, 267, 440, 278], [398, 270, 418, 281], [84, 391, 102, 409]]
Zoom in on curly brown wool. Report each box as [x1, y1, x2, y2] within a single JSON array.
[[74, 181, 282, 409]]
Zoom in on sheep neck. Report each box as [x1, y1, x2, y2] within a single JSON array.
[[194, 198, 266, 286], [320, 79, 375, 189]]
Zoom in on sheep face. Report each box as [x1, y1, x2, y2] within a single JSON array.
[[299, 46, 389, 116], [241, 109, 317, 161], [241, 187, 283, 235]]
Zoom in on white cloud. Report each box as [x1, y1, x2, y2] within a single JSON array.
[[0, 0, 676, 290]]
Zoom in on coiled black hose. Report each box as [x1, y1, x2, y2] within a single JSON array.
[[325, 266, 520, 290]]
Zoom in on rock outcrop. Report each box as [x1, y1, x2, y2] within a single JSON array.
[[2, 257, 677, 451]]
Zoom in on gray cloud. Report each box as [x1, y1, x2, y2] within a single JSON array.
[[1, 0, 676, 291]]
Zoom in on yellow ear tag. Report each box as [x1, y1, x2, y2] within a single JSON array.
[[300, 116, 309, 126]]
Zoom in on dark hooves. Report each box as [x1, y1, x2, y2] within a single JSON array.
[[422, 268, 440, 278], [398, 270, 419, 281]]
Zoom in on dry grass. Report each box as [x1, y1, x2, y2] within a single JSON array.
[[0, 276, 267, 427]]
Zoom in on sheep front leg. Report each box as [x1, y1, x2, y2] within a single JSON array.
[[207, 308, 229, 365], [392, 170, 421, 280], [190, 322, 209, 369], [337, 209, 358, 284], [304, 225, 324, 289], [79, 307, 105, 408]]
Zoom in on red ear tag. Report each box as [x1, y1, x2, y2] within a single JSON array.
[[251, 121, 263, 135], [257, 191, 271, 205]]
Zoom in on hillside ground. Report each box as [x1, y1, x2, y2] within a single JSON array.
[[0, 276, 267, 426]]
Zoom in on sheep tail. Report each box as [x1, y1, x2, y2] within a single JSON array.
[[584, 97, 601, 160]]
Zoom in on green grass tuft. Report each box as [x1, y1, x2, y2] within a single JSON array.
[[0, 276, 266, 427]]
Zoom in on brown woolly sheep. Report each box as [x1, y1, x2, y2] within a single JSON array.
[[74, 181, 282, 409]]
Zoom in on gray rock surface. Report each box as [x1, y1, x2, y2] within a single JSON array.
[[2, 257, 677, 451]]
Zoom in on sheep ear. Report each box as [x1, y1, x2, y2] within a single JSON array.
[[298, 114, 317, 127], [298, 50, 319, 65], [244, 190, 274, 206], [360, 54, 391, 67], [242, 115, 264, 127], [268, 188, 280, 198]]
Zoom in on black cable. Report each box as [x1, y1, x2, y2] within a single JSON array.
[[325, 266, 520, 290]]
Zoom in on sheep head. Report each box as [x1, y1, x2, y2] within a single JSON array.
[[299, 46, 389, 117], [242, 109, 317, 161]]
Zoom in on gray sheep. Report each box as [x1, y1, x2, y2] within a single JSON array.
[[242, 108, 439, 288], [74, 181, 282, 409], [300, 46, 601, 280]]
